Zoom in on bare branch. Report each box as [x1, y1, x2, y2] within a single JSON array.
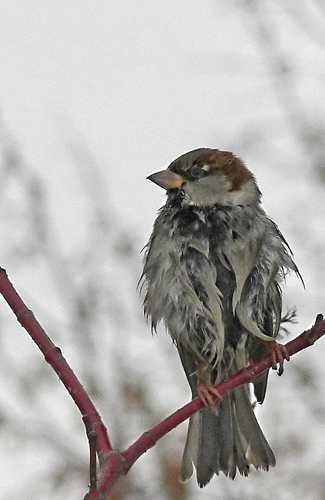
[[97, 315, 325, 498], [121, 314, 325, 467], [0, 267, 112, 460], [1, 266, 324, 499]]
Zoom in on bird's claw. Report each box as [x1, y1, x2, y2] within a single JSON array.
[[196, 361, 222, 413], [269, 341, 290, 376], [198, 383, 222, 413]]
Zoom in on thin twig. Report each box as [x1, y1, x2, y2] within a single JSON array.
[[83, 415, 98, 492]]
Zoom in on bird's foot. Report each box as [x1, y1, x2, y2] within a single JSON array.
[[198, 383, 222, 413], [268, 340, 289, 376], [196, 362, 222, 413]]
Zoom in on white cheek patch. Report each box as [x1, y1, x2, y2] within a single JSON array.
[[202, 164, 210, 172], [182, 174, 232, 206]]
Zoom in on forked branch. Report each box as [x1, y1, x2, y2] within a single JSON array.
[[0, 267, 324, 500]]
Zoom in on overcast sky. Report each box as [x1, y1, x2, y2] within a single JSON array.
[[0, 1, 313, 236]]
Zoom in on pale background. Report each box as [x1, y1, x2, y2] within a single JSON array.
[[0, 1, 324, 499]]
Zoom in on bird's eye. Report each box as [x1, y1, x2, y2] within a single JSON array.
[[189, 164, 206, 180]]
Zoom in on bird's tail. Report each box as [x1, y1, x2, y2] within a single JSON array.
[[179, 383, 275, 487]]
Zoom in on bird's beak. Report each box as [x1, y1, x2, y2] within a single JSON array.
[[147, 169, 184, 190]]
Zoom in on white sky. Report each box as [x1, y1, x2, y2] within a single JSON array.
[[0, 1, 289, 237]]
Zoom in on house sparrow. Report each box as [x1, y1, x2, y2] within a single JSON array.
[[141, 148, 301, 486]]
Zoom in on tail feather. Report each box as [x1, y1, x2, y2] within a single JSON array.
[[231, 411, 250, 478], [179, 413, 198, 483], [196, 408, 220, 486], [180, 386, 275, 487], [218, 392, 249, 478], [218, 393, 235, 474], [234, 384, 275, 469]]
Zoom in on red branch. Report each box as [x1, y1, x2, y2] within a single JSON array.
[[0, 268, 112, 461], [123, 314, 325, 465], [0, 267, 324, 500], [95, 315, 325, 498]]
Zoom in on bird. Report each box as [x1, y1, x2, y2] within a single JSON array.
[[140, 148, 301, 487]]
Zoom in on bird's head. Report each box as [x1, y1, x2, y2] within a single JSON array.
[[147, 148, 261, 207]]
